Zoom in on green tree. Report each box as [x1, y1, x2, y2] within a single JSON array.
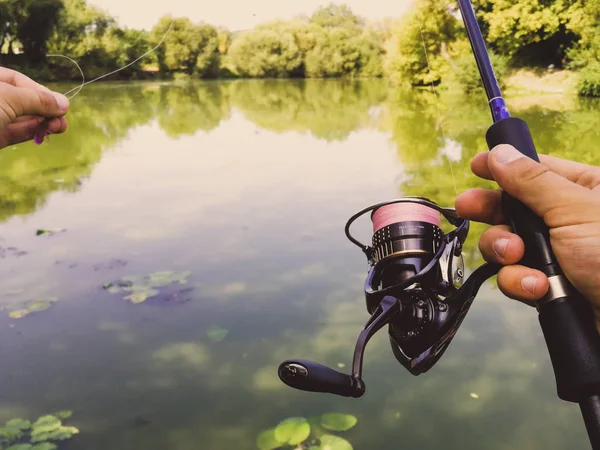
[[309, 3, 364, 30], [227, 21, 304, 78], [149, 15, 220, 77], [471, 0, 575, 67], [0, 0, 64, 63], [385, 0, 460, 86]]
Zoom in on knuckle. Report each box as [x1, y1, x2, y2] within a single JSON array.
[[517, 161, 552, 185], [37, 90, 56, 112], [574, 169, 600, 189]]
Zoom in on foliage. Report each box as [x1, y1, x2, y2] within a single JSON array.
[[256, 414, 357, 449], [441, 39, 509, 93], [0, 412, 78, 449], [227, 22, 305, 78], [471, 0, 574, 66], [149, 16, 220, 77], [384, 0, 460, 86], [575, 62, 600, 97]]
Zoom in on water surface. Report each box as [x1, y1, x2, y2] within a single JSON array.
[[0, 79, 598, 450]]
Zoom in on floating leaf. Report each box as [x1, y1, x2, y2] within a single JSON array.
[[27, 301, 52, 313], [105, 271, 191, 304], [319, 434, 353, 450], [42, 426, 78, 441], [9, 310, 30, 319], [256, 428, 282, 450], [320, 414, 357, 432], [3, 297, 58, 319], [54, 411, 72, 420], [123, 290, 157, 304], [5, 419, 31, 430], [0, 426, 24, 442], [5, 444, 32, 450], [32, 443, 57, 450], [31, 416, 61, 435], [35, 229, 66, 237], [205, 325, 228, 342], [274, 417, 310, 446]]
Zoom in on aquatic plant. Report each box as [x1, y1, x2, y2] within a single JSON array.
[[0, 297, 58, 319], [0, 411, 78, 449], [256, 413, 357, 449], [205, 325, 228, 342], [103, 270, 191, 304], [35, 229, 67, 237]]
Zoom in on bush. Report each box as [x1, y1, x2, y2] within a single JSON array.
[[441, 39, 509, 93], [576, 62, 600, 97]]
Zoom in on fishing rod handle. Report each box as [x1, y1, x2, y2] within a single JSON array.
[[486, 117, 600, 404]]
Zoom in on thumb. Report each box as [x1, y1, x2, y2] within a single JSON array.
[[488, 144, 599, 226], [0, 83, 69, 123]]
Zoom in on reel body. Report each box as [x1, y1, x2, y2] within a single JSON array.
[[278, 197, 500, 397]]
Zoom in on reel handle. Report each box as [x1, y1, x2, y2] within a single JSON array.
[[278, 359, 365, 398], [486, 118, 600, 412]]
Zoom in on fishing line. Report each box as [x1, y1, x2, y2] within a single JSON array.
[[47, 19, 175, 100], [417, 12, 459, 198]]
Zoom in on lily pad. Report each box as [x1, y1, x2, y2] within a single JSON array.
[[320, 413, 357, 432], [5, 444, 32, 450], [35, 229, 66, 237], [54, 411, 72, 420], [104, 271, 191, 304], [319, 434, 353, 450], [9, 310, 30, 319], [205, 325, 228, 342], [32, 443, 57, 450], [5, 419, 31, 431], [256, 428, 282, 450], [0, 426, 25, 442], [2, 297, 58, 319], [274, 417, 310, 446]]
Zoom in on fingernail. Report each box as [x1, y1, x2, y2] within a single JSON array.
[[521, 276, 538, 295], [493, 144, 523, 165], [493, 238, 510, 258], [53, 92, 69, 111]]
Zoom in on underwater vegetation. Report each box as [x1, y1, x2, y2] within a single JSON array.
[[103, 270, 192, 304], [257, 413, 357, 450], [0, 411, 78, 450]]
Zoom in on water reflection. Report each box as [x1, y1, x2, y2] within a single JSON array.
[[0, 79, 597, 450]]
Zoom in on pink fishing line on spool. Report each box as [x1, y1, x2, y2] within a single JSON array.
[[372, 202, 441, 233]]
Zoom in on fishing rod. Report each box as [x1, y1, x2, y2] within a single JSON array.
[[276, 1, 600, 448], [457, 0, 600, 448]]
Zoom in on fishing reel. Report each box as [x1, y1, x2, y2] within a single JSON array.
[[278, 197, 500, 398]]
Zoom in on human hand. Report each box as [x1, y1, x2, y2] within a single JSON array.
[[455, 144, 600, 330], [0, 67, 69, 149]]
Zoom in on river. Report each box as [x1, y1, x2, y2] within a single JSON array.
[[0, 78, 597, 449]]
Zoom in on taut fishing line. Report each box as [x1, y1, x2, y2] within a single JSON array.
[[417, 10, 458, 198]]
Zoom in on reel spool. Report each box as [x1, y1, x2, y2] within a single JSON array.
[[278, 197, 500, 397]]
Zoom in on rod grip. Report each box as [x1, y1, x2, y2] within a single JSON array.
[[486, 117, 600, 403]]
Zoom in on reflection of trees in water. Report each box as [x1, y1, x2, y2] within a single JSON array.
[[0, 85, 155, 222], [153, 81, 231, 138], [385, 89, 600, 269], [229, 78, 389, 141]]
